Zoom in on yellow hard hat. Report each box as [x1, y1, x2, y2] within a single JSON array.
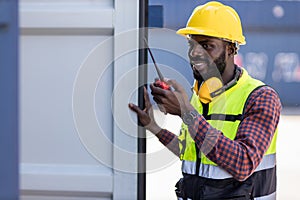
[[177, 1, 246, 45]]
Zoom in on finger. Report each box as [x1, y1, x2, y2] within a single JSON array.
[[153, 96, 162, 104], [150, 83, 168, 96], [157, 104, 167, 115], [128, 103, 145, 116], [165, 79, 184, 92], [129, 103, 151, 126]]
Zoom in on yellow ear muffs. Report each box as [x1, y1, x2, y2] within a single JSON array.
[[193, 68, 241, 104], [194, 77, 223, 104]]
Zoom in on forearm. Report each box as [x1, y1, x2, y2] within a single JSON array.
[[156, 129, 180, 157], [188, 117, 263, 181]]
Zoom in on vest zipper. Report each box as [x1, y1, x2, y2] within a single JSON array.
[[202, 102, 209, 119], [195, 102, 209, 175], [195, 143, 201, 175]]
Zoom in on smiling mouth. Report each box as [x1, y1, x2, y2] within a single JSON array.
[[191, 60, 211, 75], [193, 62, 207, 71]]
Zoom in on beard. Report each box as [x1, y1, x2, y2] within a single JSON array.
[[192, 50, 226, 83]]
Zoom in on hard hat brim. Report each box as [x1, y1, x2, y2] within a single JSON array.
[[177, 27, 217, 36], [176, 27, 246, 45]]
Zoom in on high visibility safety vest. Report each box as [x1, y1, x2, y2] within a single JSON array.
[[178, 68, 278, 200]]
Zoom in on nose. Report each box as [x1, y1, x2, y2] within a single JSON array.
[[189, 43, 207, 61], [189, 44, 199, 58]]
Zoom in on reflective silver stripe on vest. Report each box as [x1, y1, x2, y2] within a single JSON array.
[[255, 154, 276, 171], [254, 192, 276, 200], [182, 154, 276, 179], [177, 193, 276, 200], [198, 161, 232, 179], [181, 160, 197, 174]]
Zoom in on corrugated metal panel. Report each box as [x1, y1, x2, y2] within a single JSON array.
[[20, 0, 140, 199]]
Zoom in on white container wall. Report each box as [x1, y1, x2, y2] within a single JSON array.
[[19, 0, 141, 199]]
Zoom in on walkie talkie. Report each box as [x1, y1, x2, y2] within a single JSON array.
[[144, 38, 171, 90]]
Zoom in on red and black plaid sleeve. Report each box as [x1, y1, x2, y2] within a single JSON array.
[[156, 129, 180, 157]]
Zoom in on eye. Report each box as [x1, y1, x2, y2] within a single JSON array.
[[201, 43, 209, 49], [198, 42, 214, 50]]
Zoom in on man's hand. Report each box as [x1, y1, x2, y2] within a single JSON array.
[[128, 87, 161, 134], [151, 79, 193, 117]]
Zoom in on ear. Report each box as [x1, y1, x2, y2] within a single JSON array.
[[227, 44, 236, 57]]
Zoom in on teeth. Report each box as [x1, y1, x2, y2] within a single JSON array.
[[192, 63, 201, 66], [193, 63, 204, 67], [193, 63, 207, 71]]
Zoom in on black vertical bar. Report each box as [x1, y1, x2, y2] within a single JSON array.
[[138, 0, 148, 200], [0, 0, 19, 199]]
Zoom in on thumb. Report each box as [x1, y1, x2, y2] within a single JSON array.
[[165, 79, 184, 92]]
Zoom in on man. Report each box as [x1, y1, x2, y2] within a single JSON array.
[[129, 1, 281, 199]]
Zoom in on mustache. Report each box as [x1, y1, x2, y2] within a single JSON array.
[[189, 56, 211, 65]]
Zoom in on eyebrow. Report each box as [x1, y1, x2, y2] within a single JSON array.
[[190, 39, 214, 45], [191, 37, 215, 42], [197, 40, 211, 43]]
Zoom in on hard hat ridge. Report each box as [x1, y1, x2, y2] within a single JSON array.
[[177, 1, 246, 45]]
